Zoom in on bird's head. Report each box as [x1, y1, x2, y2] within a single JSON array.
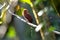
[[23, 9, 28, 15]]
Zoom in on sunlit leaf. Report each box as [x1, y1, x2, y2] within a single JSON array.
[[48, 26, 56, 32], [0, 18, 3, 24], [16, 8, 24, 16], [19, 0, 32, 6], [0, 21, 3, 24], [7, 25, 16, 38], [0, 8, 7, 24]]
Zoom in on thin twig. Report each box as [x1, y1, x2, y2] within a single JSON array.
[[8, 10, 44, 32], [53, 31, 60, 35], [0, 2, 11, 18], [51, 0, 59, 16], [0, 2, 6, 10], [0, 2, 6, 18], [8, 10, 37, 27], [30, 3, 45, 40]]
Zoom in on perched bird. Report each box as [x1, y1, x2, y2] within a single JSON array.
[[22, 9, 33, 23]]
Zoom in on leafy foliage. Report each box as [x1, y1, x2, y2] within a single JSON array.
[[0, 0, 60, 40], [48, 26, 56, 32], [6, 24, 16, 38], [19, 0, 32, 6], [15, 8, 24, 16]]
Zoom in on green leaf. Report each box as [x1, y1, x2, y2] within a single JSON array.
[[7, 25, 16, 38], [16, 8, 24, 16], [19, 0, 33, 6], [48, 26, 56, 32]]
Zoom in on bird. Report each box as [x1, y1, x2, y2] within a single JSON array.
[[22, 9, 33, 23]]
